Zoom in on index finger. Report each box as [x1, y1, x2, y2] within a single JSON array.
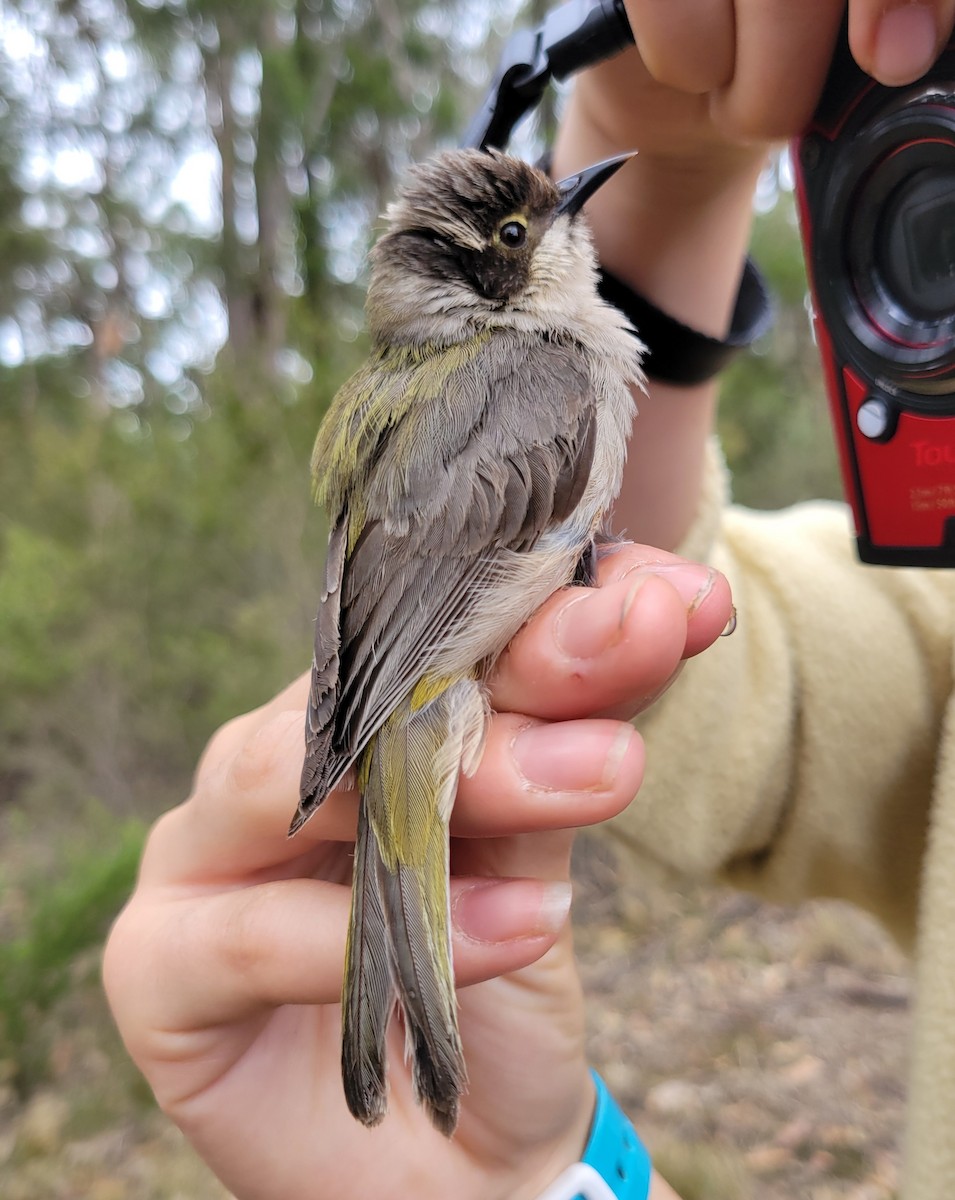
[[488, 544, 733, 721]]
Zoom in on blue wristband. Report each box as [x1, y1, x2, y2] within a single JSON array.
[[536, 1071, 652, 1200]]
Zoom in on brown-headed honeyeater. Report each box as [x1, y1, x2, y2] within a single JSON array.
[[291, 147, 643, 1135]]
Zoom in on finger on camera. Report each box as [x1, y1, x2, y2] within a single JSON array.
[[849, 0, 953, 87], [711, 0, 846, 140]]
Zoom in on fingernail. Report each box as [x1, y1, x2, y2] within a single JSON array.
[[554, 564, 715, 659], [512, 722, 635, 792], [453, 878, 572, 943], [552, 590, 613, 659], [874, 5, 937, 84], [720, 606, 738, 637], [622, 563, 716, 616]]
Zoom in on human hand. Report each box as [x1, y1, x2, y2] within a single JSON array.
[[553, 2, 955, 552], [575, 1, 955, 167], [555, 0, 955, 308], [103, 547, 732, 1200]]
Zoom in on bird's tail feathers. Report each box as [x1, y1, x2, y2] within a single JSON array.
[[341, 676, 485, 1135], [378, 819, 465, 1137], [341, 802, 392, 1127]]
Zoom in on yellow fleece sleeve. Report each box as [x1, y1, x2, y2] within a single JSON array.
[[612, 443, 955, 947]]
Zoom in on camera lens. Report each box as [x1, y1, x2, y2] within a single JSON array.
[[828, 99, 955, 399], [878, 168, 955, 321]]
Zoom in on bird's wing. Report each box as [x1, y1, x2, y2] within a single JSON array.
[[299, 516, 348, 807], [295, 333, 598, 823]]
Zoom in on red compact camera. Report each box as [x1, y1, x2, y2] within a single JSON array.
[[793, 26, 955, 566]]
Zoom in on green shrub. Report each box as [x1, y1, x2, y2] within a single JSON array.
[[0, 819, 144, 1094]]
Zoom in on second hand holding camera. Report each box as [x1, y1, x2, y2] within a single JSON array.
[[470, 3, 955, 568]]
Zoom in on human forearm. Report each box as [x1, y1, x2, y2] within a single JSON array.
[[551, 55, 765, 550]]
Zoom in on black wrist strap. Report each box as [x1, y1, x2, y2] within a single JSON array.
[[598, 255, 773, 385]]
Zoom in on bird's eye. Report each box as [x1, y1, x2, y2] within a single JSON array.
[[497, 219, 527, 249]]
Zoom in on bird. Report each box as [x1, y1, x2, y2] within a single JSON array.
[[291, 145, 643, 1136]]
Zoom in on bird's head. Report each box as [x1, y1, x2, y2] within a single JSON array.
[[365, 147, 633, 344]]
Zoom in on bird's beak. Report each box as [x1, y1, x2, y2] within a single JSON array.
[[554, 151, 636, 219]]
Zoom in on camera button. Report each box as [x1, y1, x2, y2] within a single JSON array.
[[857, 397, 891, 440]]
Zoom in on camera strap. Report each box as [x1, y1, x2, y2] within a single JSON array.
[[598, 255, 773, 386]]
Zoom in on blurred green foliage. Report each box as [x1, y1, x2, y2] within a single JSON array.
[[0, 815, 145, 1093], [0, 363, 348, 816], [719, 188, 843, 509]]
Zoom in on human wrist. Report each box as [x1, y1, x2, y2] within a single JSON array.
[[506, 1075, 597, 1200], [519, 1072, 653, 1200]]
